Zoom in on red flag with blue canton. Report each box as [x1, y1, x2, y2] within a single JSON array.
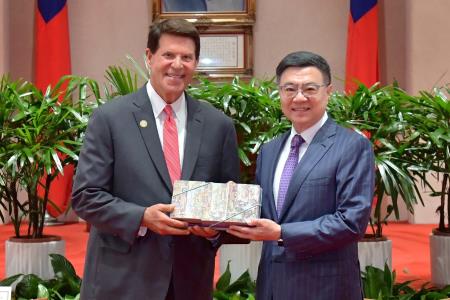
[[345, 0, 379, 94], [35, 0, 73, 217]]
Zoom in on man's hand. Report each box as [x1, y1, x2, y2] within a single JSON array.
[[141, 204, 190, 235], [189, 225, 219, 239], [227, 219, 281, 241]]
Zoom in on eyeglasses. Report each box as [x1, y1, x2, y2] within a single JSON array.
[[279, 83, 327, 99]]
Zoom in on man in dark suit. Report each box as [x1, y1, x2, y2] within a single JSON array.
[[72, 19, 240, 300], [227, 51, 375, 299]]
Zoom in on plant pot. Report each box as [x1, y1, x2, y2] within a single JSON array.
[[5, 235, 65, 280], [430, 228, 450, 287], [219, 241, 262, 281], [358, 235, 392, 272]]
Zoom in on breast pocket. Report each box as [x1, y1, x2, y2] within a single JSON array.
[[300, 177, 335, 211], [302, 177, 331, 187]]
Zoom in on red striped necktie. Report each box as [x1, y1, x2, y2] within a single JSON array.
[[163, 105, 181, 185]]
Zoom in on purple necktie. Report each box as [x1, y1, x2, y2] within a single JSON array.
[[277, 134, 304, 215]]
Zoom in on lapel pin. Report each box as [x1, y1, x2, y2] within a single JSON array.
[[139, 120, 148, 128]]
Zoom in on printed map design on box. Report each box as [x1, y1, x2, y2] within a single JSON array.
[[170, 180, 261, 229]]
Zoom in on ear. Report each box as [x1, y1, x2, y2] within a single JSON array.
[[326, 84, 333, 96], [145, 48, 153, 65]]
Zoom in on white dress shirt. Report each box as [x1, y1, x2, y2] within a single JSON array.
[[138, 82, 188, 237], [146, 81, 187, 167], [273, 112, 328, 204]]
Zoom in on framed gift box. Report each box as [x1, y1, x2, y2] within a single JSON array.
[[170, 180, 261, 229]]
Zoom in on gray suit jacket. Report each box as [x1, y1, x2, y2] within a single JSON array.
[[72, 86, 240, 299], [255, 118, 374, 300]]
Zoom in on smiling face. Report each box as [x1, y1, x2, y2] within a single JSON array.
[[146, 33, 198, 104], [279, 66, 332, 132]]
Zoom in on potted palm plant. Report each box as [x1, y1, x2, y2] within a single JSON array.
[[327, 83, 427, 271], [406, 86, 450, 287], [0, 75, 100, 279]]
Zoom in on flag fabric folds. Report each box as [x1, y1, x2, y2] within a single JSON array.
[[345, 0, 379, 94], [35, 0, 73, 217]]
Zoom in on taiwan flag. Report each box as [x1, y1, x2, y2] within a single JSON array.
[[345, 0, 379, 94], [35, 0, 73, 217]]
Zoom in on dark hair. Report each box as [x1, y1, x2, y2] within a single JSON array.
[[275, 51, 331, 85], [147, 19, 200, 60]]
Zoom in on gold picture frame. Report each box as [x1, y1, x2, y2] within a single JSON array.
[[152, 0, 256, 26], [196, 26, 253, 79]]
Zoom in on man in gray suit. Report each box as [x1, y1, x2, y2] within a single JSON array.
[[72, 19, 240, 299], [227, 51, 374, 299]]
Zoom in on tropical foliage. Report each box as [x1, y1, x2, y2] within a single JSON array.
[[214, 261, 256, 300], [328, 84, 430, 238], [0, 254, 81, 300], [362, 264, 450, 300], [404, 87, 450, 233], [188, 77, 289, 182], [1, 57, 448, 241], [0, 75, 101, 238]]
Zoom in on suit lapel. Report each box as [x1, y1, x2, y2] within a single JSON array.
[[279, 119, 337, 221], [266, 132, 290, 222], [131, 86, 172, 191], [181, 95, 203, 180]]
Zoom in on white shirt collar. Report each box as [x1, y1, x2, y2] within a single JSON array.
[[290, 112, 328, 144], [146, 81, 186, 120]]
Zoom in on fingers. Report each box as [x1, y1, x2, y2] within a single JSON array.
[[245, 218, 260, 226], [190, 225, 219, 238], [226, 225, 254, 240], [226, 219, 282, 241], [142, 204, 189, 236], [154, 203, 176, 213], [151, 217, 190, 235], [160, 226, 190, 236]]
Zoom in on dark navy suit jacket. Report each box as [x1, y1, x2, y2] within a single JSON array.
[[255, 118, 374, 300]]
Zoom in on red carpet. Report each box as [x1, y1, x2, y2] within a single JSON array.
[[0, 222, 436, 286], [382, 222, 435, 287]]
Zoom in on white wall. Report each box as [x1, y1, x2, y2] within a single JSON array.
[[253, 0, 348, 92], [381, 0, 450, 93], [406, 0, 450, 94], [68, 0, 151, 85], [0, 0, 9, 75], [408, 175, 443, 224], [8, 0, 34, 81]]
